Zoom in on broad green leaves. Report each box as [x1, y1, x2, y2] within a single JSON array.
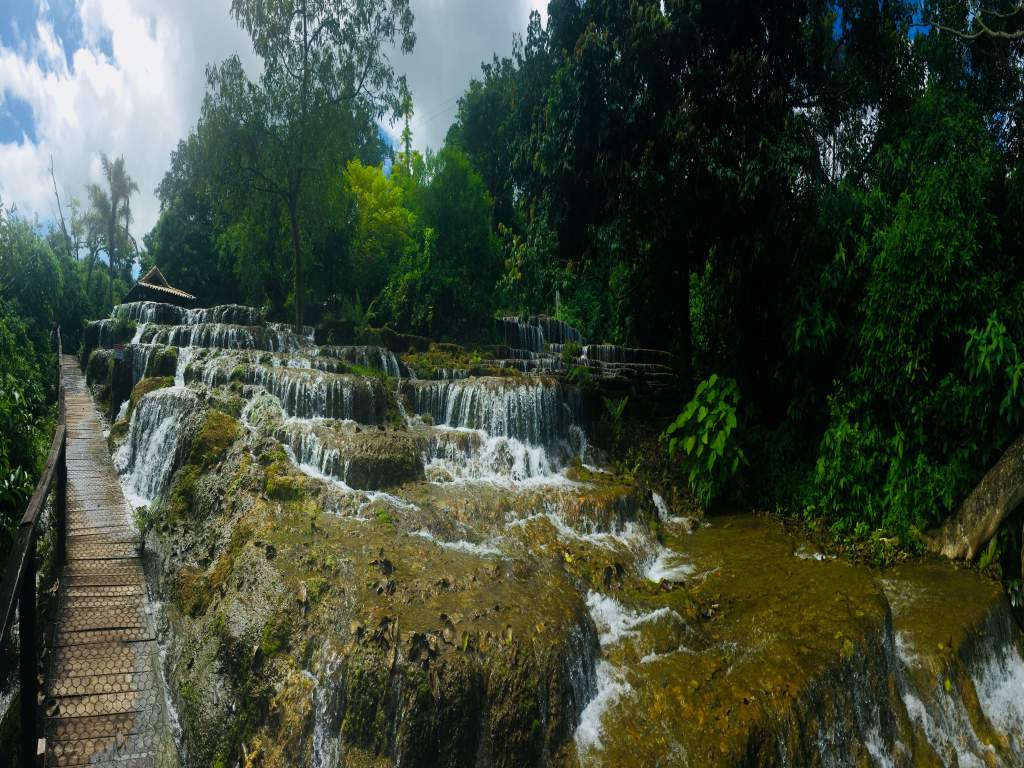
[[661, 374, 747, 509]]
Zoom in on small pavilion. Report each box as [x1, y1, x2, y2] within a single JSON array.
[[124, 265, 196, 307]]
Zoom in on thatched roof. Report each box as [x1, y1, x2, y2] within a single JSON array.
[[125, 266, 196, 304]]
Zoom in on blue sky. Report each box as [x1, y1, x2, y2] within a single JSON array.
[[0, 0, 545, 237]]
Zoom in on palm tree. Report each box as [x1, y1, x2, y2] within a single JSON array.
[[87, 154, 139, 311]]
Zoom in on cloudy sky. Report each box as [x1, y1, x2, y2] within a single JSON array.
[[0, 0, 546, 239]]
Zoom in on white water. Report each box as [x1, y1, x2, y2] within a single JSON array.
[[174, 347, 194, 387], [641, 547, 694, 583], [407, 378, 578, 447], [425, 428, 574, 487], [973, 640, 1024, 752], [115, 387, 198, 508], [574, 591, 685, 756], [412, 528, 503, 557], [574, 661, 631, 755]]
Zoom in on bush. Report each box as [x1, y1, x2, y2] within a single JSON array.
[[661, 374, 746, 508], [0, 302, 49, 555]]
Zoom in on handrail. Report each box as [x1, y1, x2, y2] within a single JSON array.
[[0, 327, 66, 767]]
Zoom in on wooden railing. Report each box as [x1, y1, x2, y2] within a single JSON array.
[[0, 328, 66, 767]]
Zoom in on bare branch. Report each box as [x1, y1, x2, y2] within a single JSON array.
[[48, 155, 75, 262]]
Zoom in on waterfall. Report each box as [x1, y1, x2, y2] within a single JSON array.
[[130, 344, 157, 386], [536, 316, 584, 346], [146, 323, 305, 353], [115, 387, 201, 508], [277, 426, 351, 486], [406, 378, 579, 447], [174, 347, 194, 387], [252, 367, 387, 422], [582, 345, 672, 366], [187, 304, 266, 326], [311, 650, 343, 768], [424, 429, 568, 485], [499, 317, 546, 353], [115, 301, 186, 325], [499, 315, 585, 353], [116, 301, 266, 326], [316, 345, 403, 377]]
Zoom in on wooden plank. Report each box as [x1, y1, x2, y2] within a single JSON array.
[[41, 355, 179, 768]]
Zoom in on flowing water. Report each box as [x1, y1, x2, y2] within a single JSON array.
[[86, 305, 1024, 767]]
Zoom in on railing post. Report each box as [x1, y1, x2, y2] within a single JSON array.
[[56, 431, 67, 568], [18, 538, 37, 768]]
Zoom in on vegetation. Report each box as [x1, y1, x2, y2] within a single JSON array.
[[7, 0, 1024, 561], [662, 376, 746, 509]]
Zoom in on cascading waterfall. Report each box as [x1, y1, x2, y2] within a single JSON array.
[[424, 429, 566, 484], [406, 378, 578, 447], [253, 367, 387, 422], [316, 345, 403, 377], [115, 387, 201, 508], [114, 301, 186, 325], [145, 323, 305, 353], [116, 301, 266, 326], [311, 649, 344, 768], [500, 316, 547, 353], [500, 315, 585, 353], [277, 425, 352, 487], [581, 345, 672, 366], [93, 298, 1024, 768]]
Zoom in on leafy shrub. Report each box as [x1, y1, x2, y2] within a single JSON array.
[[561, 341, 582, 365], [661, 374, 746, 508], [602, 395, 628, 449], [0, 302, 49, 555], [566, 363, 595, 391]]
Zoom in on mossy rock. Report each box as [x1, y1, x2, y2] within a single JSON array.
[[166, 410, 241, 521], [85, 349, 114, 386], [146, 346, 178, 378], [401, 343, 495, 379], [129, 377, 174, 416], [265, 460, 306, 501], [357, 326, 432, 354]]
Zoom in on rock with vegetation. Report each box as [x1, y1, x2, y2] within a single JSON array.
[[81, 298, 1024, 768]]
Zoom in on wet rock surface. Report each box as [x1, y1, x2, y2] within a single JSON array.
[[79, 301, 1024, 767]]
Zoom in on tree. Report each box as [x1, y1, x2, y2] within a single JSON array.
[[344, 159, 416, 301], [86, 154, 139, 312], [219, 0, 416, 331]]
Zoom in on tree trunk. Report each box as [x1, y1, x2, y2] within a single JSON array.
[[108, 211, 116, 312], [926, 433, 1024, 560], [288, 198, 304, 333]]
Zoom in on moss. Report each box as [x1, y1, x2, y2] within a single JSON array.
[[401, 343, 494, 379], [166, 411, 241, 521], [129, 376, 174, 415], [147, 346, 178, 378], [86, 348, 113, 383], [265, 460, 305, 500], [192, 411, 241, 467], [173, 565, 211, 618], [261, 610, 294, 657], [375, 508, 394, 531]]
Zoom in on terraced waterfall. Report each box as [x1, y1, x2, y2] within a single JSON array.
[[82, 302, 1024, 767]]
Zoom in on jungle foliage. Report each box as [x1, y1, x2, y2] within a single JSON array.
[[9, 0, 1024, 550]]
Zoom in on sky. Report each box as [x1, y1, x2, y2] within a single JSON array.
[[0, 0, 547, 240]]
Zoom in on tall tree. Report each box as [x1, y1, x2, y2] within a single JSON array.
[[86, 154, 138, 312], [222, 0, 416, 331]]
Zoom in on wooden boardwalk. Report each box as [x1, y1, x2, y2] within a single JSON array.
[[44, 356, 178, 767]]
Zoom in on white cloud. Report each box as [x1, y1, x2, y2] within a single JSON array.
[[0, 0, 258, 239], [388, 0, 547, 152], [0, 0, 544, 241]]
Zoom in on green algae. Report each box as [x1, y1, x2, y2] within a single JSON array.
[[129, 376, 174, 414]]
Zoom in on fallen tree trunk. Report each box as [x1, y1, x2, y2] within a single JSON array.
[[926, 433, 1024, 560]]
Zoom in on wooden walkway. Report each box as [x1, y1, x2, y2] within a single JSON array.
[[44, 356, 178, 767]]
